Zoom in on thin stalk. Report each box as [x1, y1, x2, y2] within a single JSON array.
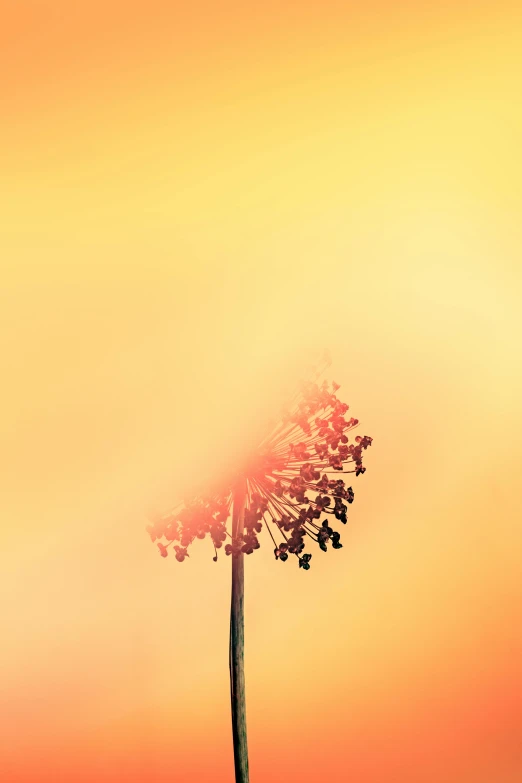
[[229, 477, 249, 783]]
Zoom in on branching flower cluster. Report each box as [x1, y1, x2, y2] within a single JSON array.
[[146, 378, 372, 570]]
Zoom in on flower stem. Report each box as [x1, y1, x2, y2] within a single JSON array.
[[229, 477, 249, 783]]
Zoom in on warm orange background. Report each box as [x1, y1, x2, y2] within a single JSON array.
[[1, 2, 522, 782]]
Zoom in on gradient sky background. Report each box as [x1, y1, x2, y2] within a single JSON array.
[[1, 2, 522, 782]]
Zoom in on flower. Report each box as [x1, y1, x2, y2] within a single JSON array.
[[146, 371, 372, 570]]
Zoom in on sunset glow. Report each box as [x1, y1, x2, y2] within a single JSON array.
[[2, 2, 522, 781]]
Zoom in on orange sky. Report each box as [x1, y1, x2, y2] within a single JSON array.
[[1, 2, 522, 782]]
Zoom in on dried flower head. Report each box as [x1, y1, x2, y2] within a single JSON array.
[[146, 372, 372, 571]]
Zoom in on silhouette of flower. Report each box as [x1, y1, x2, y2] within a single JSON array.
[[145, 355, 374, 783], [147, 373, 372, 571]]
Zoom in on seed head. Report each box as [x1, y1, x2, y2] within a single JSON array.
[[147, 371, 372, 571]]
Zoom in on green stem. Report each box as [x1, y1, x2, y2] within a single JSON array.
[[229, 478, 249, 783]]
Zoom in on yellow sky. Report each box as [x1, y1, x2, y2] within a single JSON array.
[[1, 2, 522, 781]]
